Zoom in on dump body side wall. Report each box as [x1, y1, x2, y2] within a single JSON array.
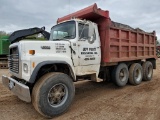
[[106, 27, 156, 64]]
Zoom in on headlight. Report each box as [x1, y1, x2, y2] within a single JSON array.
[[23, 63, 28, 73]]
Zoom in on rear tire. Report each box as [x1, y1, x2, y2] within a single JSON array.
[[32, 72, 75, 118], [112, 63, 129, 87], [129, 63, 143, 85], [142, 61, 153, 81]]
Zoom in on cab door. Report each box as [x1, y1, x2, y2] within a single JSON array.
[[77, 22, 101, 73]]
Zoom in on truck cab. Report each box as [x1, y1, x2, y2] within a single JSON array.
[[8, 19, 101, 84], [50, 19, 101, 77], [2, 19, 101, 118]]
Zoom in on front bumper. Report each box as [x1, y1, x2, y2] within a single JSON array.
[[2, 75, 31, 102]]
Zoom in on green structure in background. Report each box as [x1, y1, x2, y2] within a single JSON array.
[[0, 36, 10, 55]]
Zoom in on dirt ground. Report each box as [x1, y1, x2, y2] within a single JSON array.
[[0, 60, 160, 120]]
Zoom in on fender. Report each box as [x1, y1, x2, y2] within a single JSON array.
[[29, 61, 75, 83]]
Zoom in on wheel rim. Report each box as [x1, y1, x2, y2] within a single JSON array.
[[135, 68, 142, 82], [47, 83, 68, 107], [119, 68, 127, 82], [148, 65, 152, 78]]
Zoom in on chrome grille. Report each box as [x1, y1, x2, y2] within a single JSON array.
[[8, 47, 19, 73]]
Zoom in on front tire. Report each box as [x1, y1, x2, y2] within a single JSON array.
[[32, 72, 75, 118]]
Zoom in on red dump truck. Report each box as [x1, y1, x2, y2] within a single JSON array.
[[2, 3, 156, 118]]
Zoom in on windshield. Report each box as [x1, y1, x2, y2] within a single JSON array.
[[50, 21, 76, 41]]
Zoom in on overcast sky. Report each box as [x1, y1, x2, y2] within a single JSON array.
[[0, 0, 160, 39]]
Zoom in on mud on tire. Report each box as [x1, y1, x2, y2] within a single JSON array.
[[142, 61, 153, 81], [32, 72, 75, 118], [112, 63, 129, 87], [129, 63, 143, 85]]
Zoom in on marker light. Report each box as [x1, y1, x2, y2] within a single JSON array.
[[29, 50, 35, 55]]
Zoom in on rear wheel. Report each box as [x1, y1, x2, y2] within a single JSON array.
[[32, 72, 75, 118], [142, 61, 153, 81], [129, 63, 143, 85], [112, 63, 129, 87]]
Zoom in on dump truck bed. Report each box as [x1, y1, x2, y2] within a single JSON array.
[[57, 3, 156, 65]]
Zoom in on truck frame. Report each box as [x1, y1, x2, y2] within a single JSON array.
[[2, 3, 156, 118]]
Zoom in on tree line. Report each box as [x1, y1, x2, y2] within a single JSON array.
[[157, 40, 159, 45], [0, 31, 11, 36]]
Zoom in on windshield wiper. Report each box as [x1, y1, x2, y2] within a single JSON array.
[[63, 35, 74, 39], [53, 39, 63, 41], [53, 38, 69, 41]]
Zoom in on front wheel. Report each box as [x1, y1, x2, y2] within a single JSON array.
[[32, 72, 75, 118]]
